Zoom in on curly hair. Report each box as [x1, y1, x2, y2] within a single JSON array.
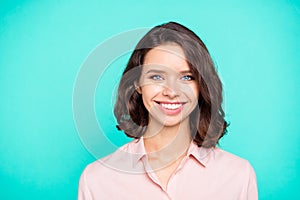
[[114, 22, 228, 148]]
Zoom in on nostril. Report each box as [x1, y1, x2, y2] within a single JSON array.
[[162, 86, 179, 97]]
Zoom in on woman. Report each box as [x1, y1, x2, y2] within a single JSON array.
[[78, 22, 258, 200]]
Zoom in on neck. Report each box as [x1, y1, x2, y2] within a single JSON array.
[[143, 119, 192, 164]]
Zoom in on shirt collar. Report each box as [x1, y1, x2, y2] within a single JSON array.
[[130, 138, 213, 167], [187, 141, 214, 167], [130, 138, 147, 167]]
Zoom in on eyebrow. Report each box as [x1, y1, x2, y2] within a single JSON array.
[[145, 69, 192, 74], [179, 70, 192, 74], [145, 69, 165, 74]]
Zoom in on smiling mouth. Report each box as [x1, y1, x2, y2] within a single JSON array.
[[155, 101, 186, 110]]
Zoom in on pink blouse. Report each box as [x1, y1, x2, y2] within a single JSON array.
[[78, 139, 258, 200]]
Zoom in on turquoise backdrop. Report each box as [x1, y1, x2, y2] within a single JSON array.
[[1, 0, 299, 199]]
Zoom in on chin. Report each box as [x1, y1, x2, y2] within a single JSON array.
[[162, 122, 181, 127], [149, 112, 190, 128], [160, 118, 184, 127]]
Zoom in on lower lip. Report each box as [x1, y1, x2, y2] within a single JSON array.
[[157, 103, 183, 115]]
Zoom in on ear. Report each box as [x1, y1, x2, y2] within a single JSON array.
[[134, 81, 142, 94]]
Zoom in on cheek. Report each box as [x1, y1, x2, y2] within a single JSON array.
[[140, 85, 163, 106], [189, 81, 200, 97], [192, 85, 200, 98], [181, 84, 199, 99], [142, 84, 163, 96]]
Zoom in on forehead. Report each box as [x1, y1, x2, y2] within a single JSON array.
[[143, 44, 190, 72]]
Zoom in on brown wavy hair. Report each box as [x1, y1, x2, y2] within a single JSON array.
[[114, 22, 228, 148]]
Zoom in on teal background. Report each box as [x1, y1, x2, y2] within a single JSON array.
[[1, 0, 299, 199]]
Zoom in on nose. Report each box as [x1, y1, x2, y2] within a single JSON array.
[[162, 80, 179, 98]]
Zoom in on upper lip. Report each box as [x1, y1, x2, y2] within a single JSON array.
[[154, 101, 186, 104]]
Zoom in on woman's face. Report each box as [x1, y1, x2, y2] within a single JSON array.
[[137, 43, 199, 127]]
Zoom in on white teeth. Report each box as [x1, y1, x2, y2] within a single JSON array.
[[160, 103, 182, 110]]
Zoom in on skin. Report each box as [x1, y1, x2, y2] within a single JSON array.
[[136, 43, 200, 189]]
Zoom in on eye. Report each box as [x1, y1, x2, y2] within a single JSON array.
[[181, 75, 194, 81], [150, 75, 164, 81]]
